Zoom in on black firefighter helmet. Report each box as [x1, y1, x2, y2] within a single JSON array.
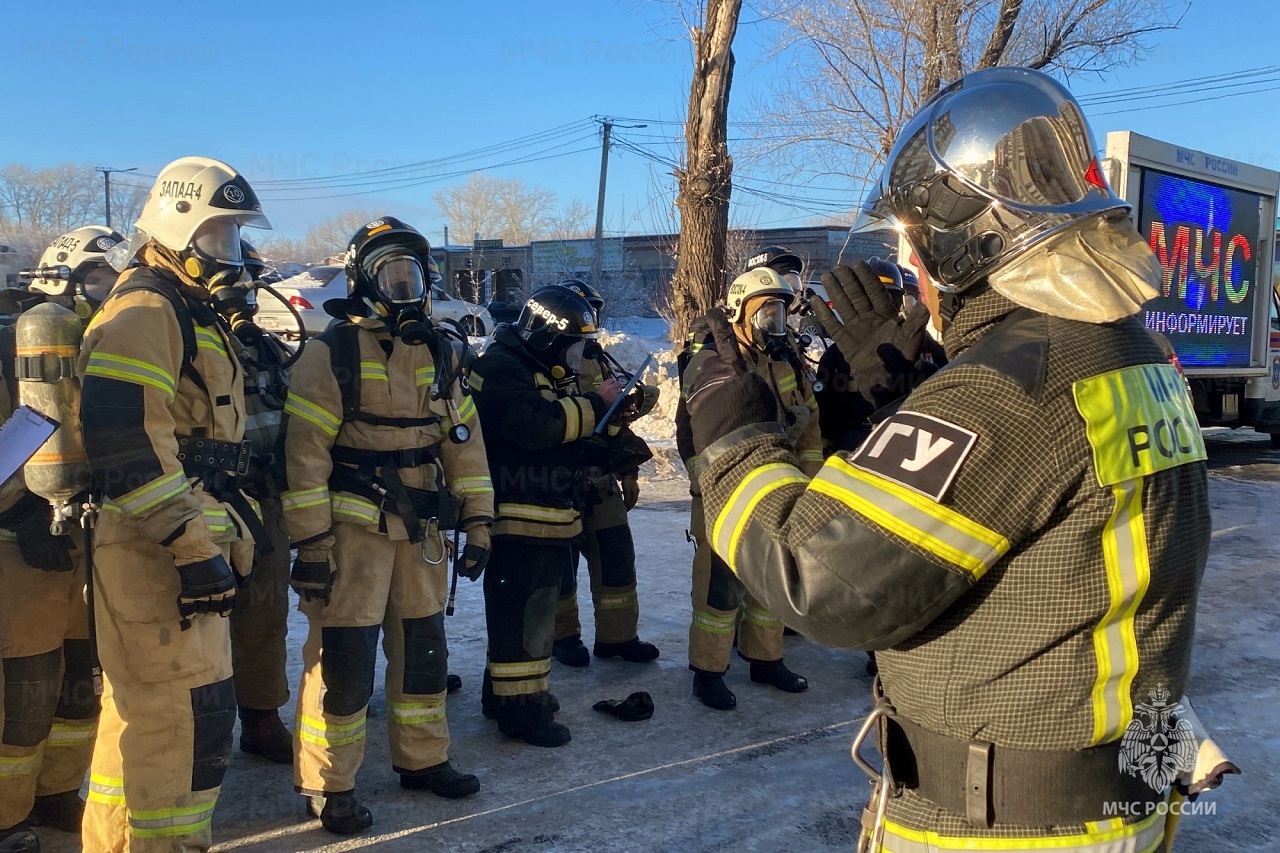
[[552, 278, 605, 314], [515, 286, 598, 354], [344, 216, 434, 311]]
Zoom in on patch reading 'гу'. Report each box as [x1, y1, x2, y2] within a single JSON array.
[[848, 411, 978, 501]]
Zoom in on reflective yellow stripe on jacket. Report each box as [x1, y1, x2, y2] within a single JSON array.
[[450, 475, 494, 497], [282, 486, 329, 513], [84, 352, 176, 398], [497, 503, 577, 524], [415, 365, 436, 388], [809, 456, 1009, 581], [711, 463, 808, 572], [360, 361, 389, 382], [1091, 478, 1152, 744], [115, 470, 191, 518], [880, 810, 1167, 853], [284, 392, 342, 437]]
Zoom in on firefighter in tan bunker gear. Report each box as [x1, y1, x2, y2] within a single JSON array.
[[684, 67, 1233, 852], [224, 241, 295, 765], [281, 217, 493, 836], [0, 227, 121, 853], [77, 157, 270, 853], [676, 267, 816, 711], [548, 279, 661, 668]]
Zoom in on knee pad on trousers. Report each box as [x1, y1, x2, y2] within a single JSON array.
[[401, 614, 447, 696], [320, 626, 380, 716], [595, 525, 637, 589], [523, 586, 559, 659], [55, 639, 100, 721], [706, 556, 745, 613], [2, 648, 61, 747], [190, 677, 236, 791]]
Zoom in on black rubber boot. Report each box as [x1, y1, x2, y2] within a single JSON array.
[[692, 672, 737, 710], [593, 638, 659, 663], [400, 761, 480, 799], [239, 707, 293, 765], [552, 635, 590, 667], [749, 660, 809, 693], [0, 823, 39, 853], [865, 652, 878, 677], [317, 791, 372, 835], [515, 721, 572, 748], [28, 790, 84, 832], [447, 673, 463, 693]]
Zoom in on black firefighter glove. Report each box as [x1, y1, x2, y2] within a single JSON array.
[[8, 493, 73, 572], [686, 308, 777, 455], [175, 554, 237, 628], [812, 262, 932, 410], [290, 536, 336, 605], [457, 524, 491, 581]]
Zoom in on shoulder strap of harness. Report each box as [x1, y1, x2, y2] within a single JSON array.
[[322, 320, 439, 429], [107, 273, 204, 391]]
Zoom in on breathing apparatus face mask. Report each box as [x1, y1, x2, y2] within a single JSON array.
[[749, 298, 791, 359], [185, 220, 245, 291], [365, 252, 432, 345], [80, 264, 119, 306]]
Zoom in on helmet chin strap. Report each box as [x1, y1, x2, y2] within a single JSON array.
[[938, 279, 988, 326]]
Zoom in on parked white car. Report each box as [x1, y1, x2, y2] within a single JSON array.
[[254, 266, 493, 339]]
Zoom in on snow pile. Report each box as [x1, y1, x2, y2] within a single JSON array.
[[596, 321, 686, 481]]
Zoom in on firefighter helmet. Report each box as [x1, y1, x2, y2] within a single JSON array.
[[551, 278, 605, 314], [856, 66, 1128, 294], [515, 286, 598, 352], [132, 157, 270, 290], [241, 239, 266, 281], [29, 226, 125, 302], [725, 267, 795, 324], [344, 216, 434, 310]]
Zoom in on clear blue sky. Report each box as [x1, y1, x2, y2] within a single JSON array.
[[1, 0, 1277, 241]]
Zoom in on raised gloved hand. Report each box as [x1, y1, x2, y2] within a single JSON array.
[[175, 555, 237, 627], [290, 535, 335, 604], [686, 308, 777, 454], [11, 496, 73, 572], [812, 262, 931, 409], [620, 472, 640, 510], [457, 523, 491, 581]]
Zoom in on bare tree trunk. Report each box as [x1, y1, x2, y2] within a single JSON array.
[[670, 0, 741, 342]]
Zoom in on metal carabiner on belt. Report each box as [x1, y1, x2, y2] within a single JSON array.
[[420, 517, 448, 565], [852, 678, 896, 853]]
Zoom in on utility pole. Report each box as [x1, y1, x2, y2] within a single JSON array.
[[590, 118, 645, 293], [95, 166, 137, 229]]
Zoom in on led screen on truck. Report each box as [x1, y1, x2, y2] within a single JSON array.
[[1139, 167, 1263, 368]]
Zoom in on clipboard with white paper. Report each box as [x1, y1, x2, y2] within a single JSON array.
[[0, 405, 60, 488]]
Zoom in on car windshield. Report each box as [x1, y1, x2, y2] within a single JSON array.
[[431, 286, 450, 300]]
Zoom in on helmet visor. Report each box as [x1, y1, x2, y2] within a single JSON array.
[[781, 272, 802, 292], [192, 220, 244, 265], [81, 265, 119, 303], [751, 298, 789, 337], [374, 255, 426, 304]]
